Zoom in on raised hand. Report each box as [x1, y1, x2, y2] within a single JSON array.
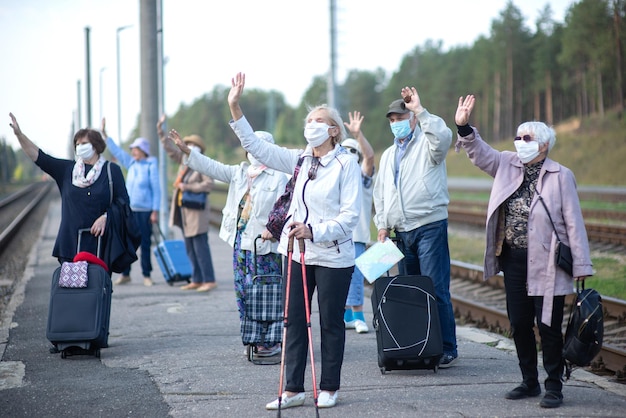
[[168, 129, 191, 155], [344, 111, 364, 137], [455, 95, 475, 126], [8, 113, 22, 136], [401, 86, 424, 113], [228, 72, 246, 107], [101, 117, 108, 139], [157, 114, 166, 139], [228, 72, 246, 121]]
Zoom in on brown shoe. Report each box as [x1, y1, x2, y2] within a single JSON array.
[[180, 283, 202, 290], [196, 283, 217, 292], [143, 277, 154, 287], [114, 275, 131, 285]]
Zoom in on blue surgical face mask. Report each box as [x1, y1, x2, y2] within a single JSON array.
[[390, 118, 412, 139]]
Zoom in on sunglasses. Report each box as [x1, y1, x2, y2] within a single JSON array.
[[514, 135, 533, 142], [308, 157, 320, 180], [345, 147, 359, 155]]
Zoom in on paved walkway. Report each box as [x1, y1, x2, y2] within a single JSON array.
[[1, 195, 625, 417]]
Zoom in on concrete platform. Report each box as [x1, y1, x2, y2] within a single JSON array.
[[1, 195, 625, 417]]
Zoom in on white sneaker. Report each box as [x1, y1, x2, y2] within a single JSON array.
[[344, 319, 356, 329], [354, 319, 369, 334], [265, 392, 305, 410], [317, 391, 338, 408]]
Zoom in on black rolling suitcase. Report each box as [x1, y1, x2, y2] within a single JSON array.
[[371, 274, 443, 374], [47, 229, 112, 358]]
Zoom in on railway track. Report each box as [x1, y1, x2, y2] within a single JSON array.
[[0, 181, 53, 255], [448, 202, 626, 247], [450, 260, 626, 380]]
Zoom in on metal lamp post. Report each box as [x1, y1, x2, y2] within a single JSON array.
[[116, 25, 132, 142], [99, 67, 106, 123]]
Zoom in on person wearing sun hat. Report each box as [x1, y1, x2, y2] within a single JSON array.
[[157, 116, 217, 292], [103, 119, 161, 287], [340, 111, 375, 335]]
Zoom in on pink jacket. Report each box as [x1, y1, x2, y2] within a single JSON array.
[[455, 128, 593, 325]]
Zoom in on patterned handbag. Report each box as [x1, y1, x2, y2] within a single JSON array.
[[58, 261, 89, 288], [265, 157, 304, 239]]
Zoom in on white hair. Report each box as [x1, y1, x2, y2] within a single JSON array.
[[517, 121, 556, 152]]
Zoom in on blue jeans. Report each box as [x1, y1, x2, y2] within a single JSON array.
[[345, 242, 366, 307], [184, 232, 216, 284], [396, 219, 457, 357], [123, 211, 152, 277]]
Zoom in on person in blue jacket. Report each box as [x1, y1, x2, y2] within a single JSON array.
[[103, 119, 160, 287], [9, 113, 129, 266]]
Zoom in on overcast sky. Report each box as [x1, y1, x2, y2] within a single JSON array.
[[0, 0, 574, 157]]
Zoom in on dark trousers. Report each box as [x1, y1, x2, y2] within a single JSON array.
[[123, 211, 152, 277], [283, 261, 352, 393], [500, 245, 565, 392], [184, 232, 216, 284]]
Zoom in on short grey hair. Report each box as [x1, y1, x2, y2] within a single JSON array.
[[304, 104, 347, 146], [517, 121, 556, 152]]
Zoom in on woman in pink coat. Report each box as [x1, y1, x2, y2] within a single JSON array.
[[454, 95, 593, 409]]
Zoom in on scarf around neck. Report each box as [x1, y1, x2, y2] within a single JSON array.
[[72, 155, 106, 188]]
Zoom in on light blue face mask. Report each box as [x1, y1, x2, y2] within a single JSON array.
[[390, 118, 412, 139]]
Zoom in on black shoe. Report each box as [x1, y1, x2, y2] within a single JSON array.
[[438, 353, 458, 368], [540, 391, 563, 408], [505, 383, 541, 400]]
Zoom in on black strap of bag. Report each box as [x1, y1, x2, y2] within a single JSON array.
[[537, 195, 574, 275], [537, 195, 562, 242]]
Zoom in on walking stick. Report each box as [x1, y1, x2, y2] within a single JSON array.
[[276, 235, 295, 417], [298, 238, 320, 417]]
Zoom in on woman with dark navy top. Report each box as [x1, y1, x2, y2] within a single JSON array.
[[9, 112, 129, 265]]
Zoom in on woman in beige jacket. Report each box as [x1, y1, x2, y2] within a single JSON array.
[[159, 117, 217, 292]]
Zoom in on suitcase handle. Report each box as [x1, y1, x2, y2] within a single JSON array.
[[152, 222, 166, 244], [250, 235, 282, 279], [77, 228, 102, 258]]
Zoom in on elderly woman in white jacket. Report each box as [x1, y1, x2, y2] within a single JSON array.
[[168, 128, 288, 356], [228, 72, 361, 410]]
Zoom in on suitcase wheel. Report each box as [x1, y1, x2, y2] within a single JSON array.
[[247, 345, 254, 362], [61, 350, 67, 359], [380, 366, 387, 375]]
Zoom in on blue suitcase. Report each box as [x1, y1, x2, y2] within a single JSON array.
[[47, 229, 112, 358], [153, 226, 192, 285]]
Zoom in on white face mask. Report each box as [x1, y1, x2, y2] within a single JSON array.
[[187, 144, 201, 153], [247, 153, 261, 166], [514, 140, 540, 164], [75, 143, 95, 160], [304, 121, 332, 148]]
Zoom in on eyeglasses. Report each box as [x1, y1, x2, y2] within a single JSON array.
[[345, 147, 359, 155], [514, 135, 533, 142], [308, 157, 320, 180]]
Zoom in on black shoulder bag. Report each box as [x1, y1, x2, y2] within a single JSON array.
[[537, 195, 573, 276]]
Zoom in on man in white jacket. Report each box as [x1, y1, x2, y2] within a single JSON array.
[[373, 86, 458, 368]]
